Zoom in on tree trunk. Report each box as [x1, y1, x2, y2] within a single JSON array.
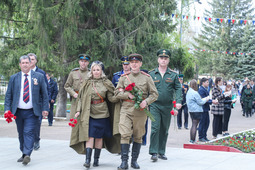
[[56, 75, 68, 117]]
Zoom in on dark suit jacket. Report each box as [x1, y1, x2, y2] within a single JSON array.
[[181, 84, 189, 105], [198, 85, 212, 112], [48, 78, 58, 102], [35, 66, 49, 97], [4, 70, 49, 117]]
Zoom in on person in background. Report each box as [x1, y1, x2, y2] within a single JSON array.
[[45, 73, 58, 126], [27, 53, 49, 151], [177, 74, 189, 130], [211, 77, 225, 139], [242, 83, 253, 118], [198, 78, 218, 142], [112, 56, 131, 87], [240, 79, 249, 116], [4, 55, 48, 165], [186, 79, 209, 144], [222, 85, 236, 136], [70, 61, 120, 168]]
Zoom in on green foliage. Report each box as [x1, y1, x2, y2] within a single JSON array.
[[194, 0, 255, 79]]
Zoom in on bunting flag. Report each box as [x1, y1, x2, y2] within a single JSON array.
[[170, 13, 255, 25], [188, 48, 252, 56]]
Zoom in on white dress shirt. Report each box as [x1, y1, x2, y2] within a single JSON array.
[[18, 70, 33, 109]]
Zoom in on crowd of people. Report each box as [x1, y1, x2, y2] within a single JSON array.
[[3, 49, 253, 169]]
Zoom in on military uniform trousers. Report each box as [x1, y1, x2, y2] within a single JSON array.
[[149, 104, 172, 155], [119, 101, 147, 144]]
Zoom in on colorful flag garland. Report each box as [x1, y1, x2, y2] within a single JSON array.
[[188, 48, 252, 56]]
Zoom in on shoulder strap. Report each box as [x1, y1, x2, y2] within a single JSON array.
[[92, 81, 104, 102], [125, 75, 132, 84]]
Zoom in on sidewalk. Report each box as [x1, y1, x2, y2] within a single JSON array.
[[1, 137, 255, 170]]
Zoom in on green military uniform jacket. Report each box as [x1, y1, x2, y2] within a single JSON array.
[[149, 67, 182, 107], [64, 68, 89, 118], [70, 77, 121, 154], [242, 88, 253, 110]]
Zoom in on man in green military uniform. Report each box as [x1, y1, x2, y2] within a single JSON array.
[[64, 54, 90, 119], [115, 53, 158, 170], [149, 49, 182, 162]]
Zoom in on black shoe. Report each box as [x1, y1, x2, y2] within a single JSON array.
[[48, 123, 52, 126], [84, 148, 92, 168], [17, 155, 24, 162], [151, 153, 158, 162], [178, 127, 181, 130], [22, 155, 31, 165], [185, 127, 189, 130], [223, 133, 230, 136], [158, 154, 167, 160], [204, 137, 210, 142], [93, 148, 101, 167], [34, 141, 40, 150], [199, 138, 207, 142]]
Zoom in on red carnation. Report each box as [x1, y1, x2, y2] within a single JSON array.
[[174, 104, 176, 108], [131, 83, 135, 87], [172, 101, 176, 104], [73, 119, 77, 124], [68, 117, 78, 127], [70, 118, 74, 122], [170, 110, 175, 115]]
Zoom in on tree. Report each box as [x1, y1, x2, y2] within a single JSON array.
[[0, 0, 180, 117], [193, 0, 254, 78]]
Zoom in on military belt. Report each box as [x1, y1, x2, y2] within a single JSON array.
[[91, 99, 104, 105], [124, 99, 135, 103]]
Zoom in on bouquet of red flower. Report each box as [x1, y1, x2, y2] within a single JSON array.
[[68, 117, 78, 127], [170, 101, 178, 130], [4, 111, 16, 123], [125, 83, 155, 121]]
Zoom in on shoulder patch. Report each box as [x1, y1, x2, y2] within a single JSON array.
[[149, 68, 156, 73], [168, 68, 178, 74], [71, 68, 79, 71], [141, 71, 150, 77], [121, 71, 131, 77], [113, 71, 121, 76]]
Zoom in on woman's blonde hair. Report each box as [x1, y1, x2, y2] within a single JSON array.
[[88, 61, 106, 78], [190, 79, 198, 91]]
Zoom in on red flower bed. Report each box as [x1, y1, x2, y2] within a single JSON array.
[[184, 129, 255, 154]]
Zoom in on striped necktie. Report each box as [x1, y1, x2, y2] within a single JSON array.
[[23, 74, 30, 103]]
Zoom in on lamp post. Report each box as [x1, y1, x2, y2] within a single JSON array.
[[180, 0, 202, 45]]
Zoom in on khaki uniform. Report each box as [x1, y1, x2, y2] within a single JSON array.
[[64, 68, 88, 118], [115, 71, 158, 144]]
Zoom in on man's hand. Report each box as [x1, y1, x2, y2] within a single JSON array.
[[42, 111, 48, 118], [212, 99, 218, 104], [4, 110, 10, 114], [73, 93, 78, 99], [140, 100, 147, 109], [128, 93, 135, 100], [51, 99, 55, 103], [176, 103, 182, 110]]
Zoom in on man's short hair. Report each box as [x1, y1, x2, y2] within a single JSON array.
[[27, 53, 37, 61], [200, 77, 208, 85], [19, 55, 31, 63]]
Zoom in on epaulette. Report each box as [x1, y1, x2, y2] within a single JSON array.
[[149, 68, 156, 73], [71, 68, 79, 71], [121, 71, 131, 77], [113, 71, 121, 76], [168, 68, 178, 74], [141, 71, 150, 77]]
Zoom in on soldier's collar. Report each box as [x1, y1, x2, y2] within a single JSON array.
[[155, 67, 171, 74]]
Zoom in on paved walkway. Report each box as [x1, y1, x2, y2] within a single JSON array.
[[1, 97, 255, 169], [1, 137, 255, 170]]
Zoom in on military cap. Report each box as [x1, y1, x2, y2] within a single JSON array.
[[179, 74, 184, 80], [157, 49, 171, 58], [78, 54, 91, 61], [120, 56, 129, 64], [128, 53, 143, 61]]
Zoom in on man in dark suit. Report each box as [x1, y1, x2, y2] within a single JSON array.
[[177, 74, 189, 130], [27, 53, 49, 150], [46, 72, 58, 126], [4, 55, 49, 165], [198, 77, 218, 142]]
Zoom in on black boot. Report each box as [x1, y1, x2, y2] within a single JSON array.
[[118, 144, 130, 170], [93, 148, 101, 167], [83, 148, 92, 168], [131, 142, 141, 169]]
